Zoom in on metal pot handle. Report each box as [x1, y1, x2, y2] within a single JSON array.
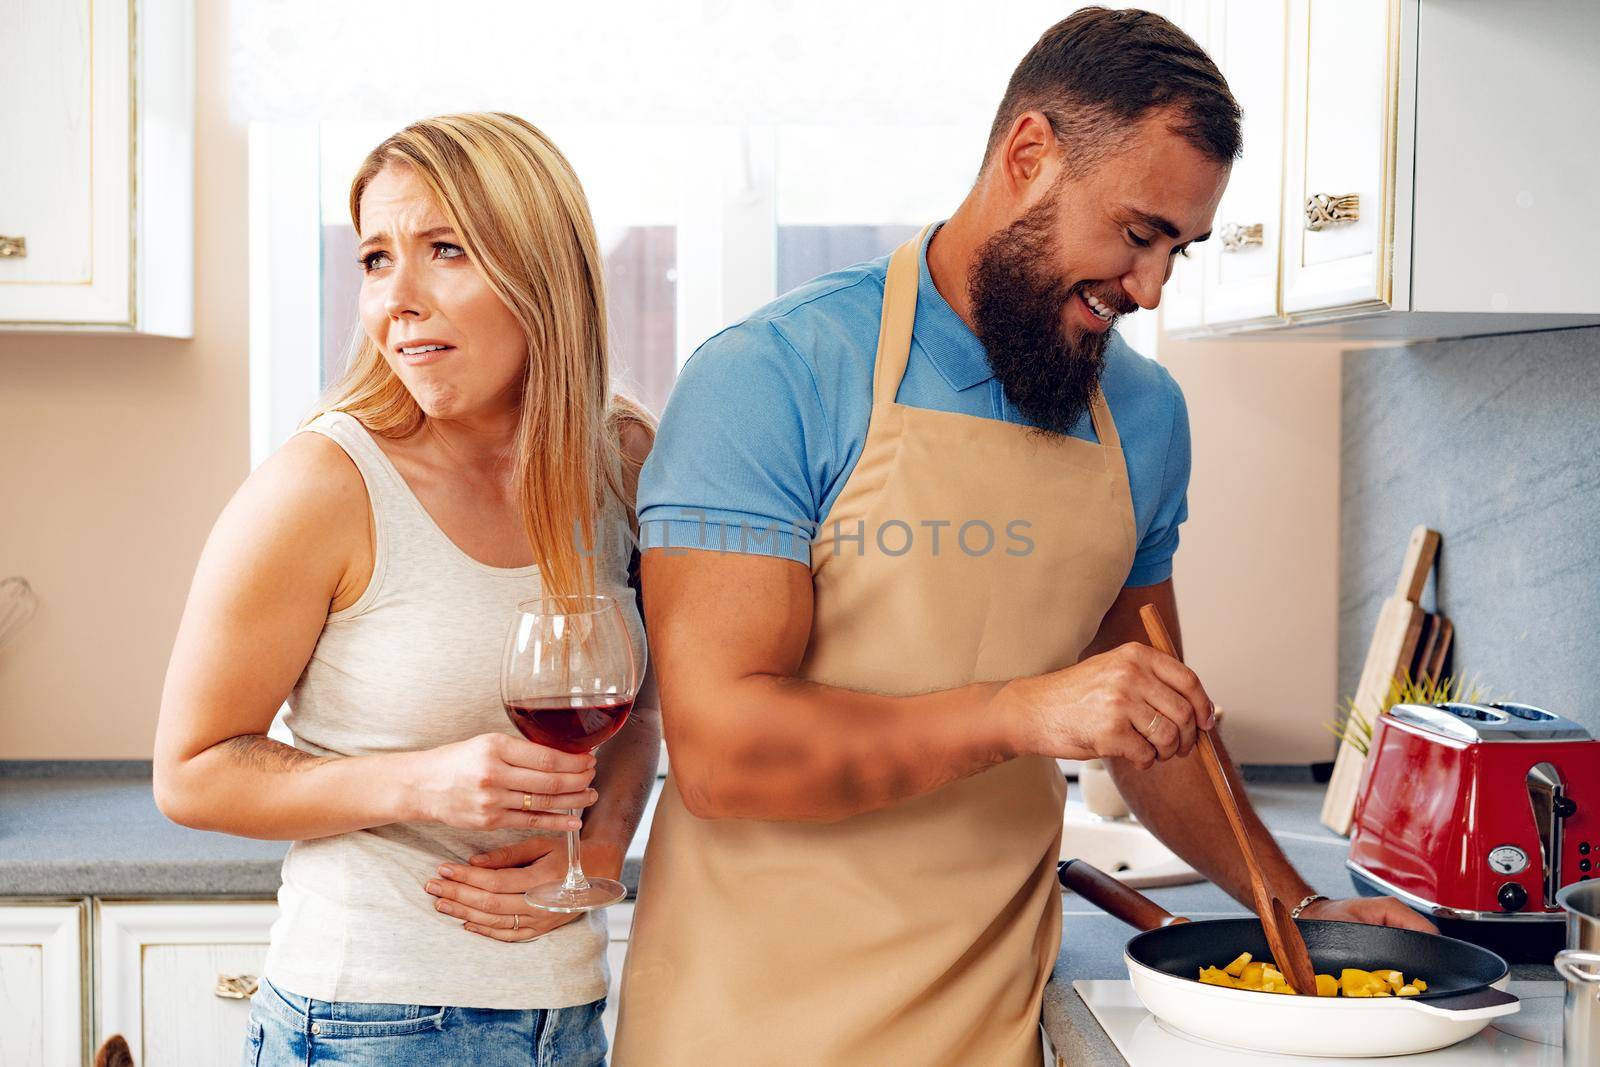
[[1556, 949, 1600, 986]]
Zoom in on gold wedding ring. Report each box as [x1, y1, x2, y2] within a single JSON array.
[[522, 792, 535, 812], [512, 913, 521, 930], [1145, 714, 1161, 737]]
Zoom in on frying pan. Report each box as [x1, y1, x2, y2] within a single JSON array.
[[1060, 859, 1520, 1057]]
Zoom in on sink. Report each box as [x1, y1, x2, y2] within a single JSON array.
[[1060, 800, 1204, 889]]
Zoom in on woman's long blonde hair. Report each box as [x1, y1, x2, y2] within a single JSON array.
[[311, 112, 652, 598]]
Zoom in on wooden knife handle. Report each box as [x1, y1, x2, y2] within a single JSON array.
[[1058, 859, 1190, 931]]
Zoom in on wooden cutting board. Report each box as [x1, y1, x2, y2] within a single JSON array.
[[1320, 525, 1440, 836], [1409, 611, 1454, 684], [1427, 616, 1453, 682]]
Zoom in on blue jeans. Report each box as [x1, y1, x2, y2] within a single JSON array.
[[243, 976, 608, 1066]]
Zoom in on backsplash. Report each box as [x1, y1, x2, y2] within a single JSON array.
[[1339, 325, 1600, 740]]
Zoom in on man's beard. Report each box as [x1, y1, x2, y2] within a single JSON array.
[[967, 195, 1129, 437]]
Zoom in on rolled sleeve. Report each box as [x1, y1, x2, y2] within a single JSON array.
[[636, 320, 832, 565]]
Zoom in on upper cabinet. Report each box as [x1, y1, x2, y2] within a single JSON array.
[[1201, 0, 1288, 329], [0, 0, 195, 336], [1172, 0, 1600, 342]]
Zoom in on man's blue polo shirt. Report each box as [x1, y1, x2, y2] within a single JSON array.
[[636, 226, 1191, 588]]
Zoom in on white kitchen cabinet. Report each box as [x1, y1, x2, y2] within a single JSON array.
[[90, 897, 638, 1058], [0, 901, 88, 1067], [1279, 0, 1395, 318], [0, 0, 194, 336], [1169, 0, 1600, 342], [97, 900, 278, 1067], [1199, 0, 1288, 329]]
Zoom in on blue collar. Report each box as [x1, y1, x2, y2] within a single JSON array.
[[913, 223, 996, 393]]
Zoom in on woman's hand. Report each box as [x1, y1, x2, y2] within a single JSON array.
[[401, 732, 599, 832], [424, 836, 627, 942], [1004, 642, 1215, 770]]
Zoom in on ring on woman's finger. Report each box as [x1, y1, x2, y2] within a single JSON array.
[[521, 792, 535, 812], [512, 913, 520, 930]]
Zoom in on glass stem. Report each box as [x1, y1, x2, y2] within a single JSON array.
[[561, 809, 591, 892]]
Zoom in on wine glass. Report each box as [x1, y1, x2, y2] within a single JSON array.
[[501, 594, 640, 912]]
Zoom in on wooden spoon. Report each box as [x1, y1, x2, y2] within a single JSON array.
[[1138, 603, 1320, 996]]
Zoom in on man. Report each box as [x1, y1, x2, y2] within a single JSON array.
[[614, 9, 1432, 1065]]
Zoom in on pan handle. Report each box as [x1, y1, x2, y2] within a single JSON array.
[[1400, 986, 1520, 1021], [1058, 859, 1190, 931]]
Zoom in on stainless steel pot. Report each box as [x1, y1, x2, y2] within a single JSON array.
[[1556, 881, 1600, 1067]]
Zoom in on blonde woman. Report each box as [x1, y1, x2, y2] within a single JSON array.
[[154, 113, 659, 1066]]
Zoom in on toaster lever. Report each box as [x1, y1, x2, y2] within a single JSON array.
[[1526, 762, 1567, 909]]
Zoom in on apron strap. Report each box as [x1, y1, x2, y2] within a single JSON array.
[[1088, 389, 1122, 450], [871, 225, 934, 405]]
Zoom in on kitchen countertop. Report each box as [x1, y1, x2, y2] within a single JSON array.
[[1, 765, 1562, 1066], [0, 761, 651, 897]]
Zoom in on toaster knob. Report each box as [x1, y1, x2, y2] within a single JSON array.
[[1554, 796, 1578, 819], [1497, 882, 1529, 913]]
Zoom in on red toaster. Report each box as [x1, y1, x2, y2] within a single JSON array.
[[1348, 702, 1599, 953]]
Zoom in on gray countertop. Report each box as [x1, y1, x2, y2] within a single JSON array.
[[0, 761, 650, 898], [1, 765, 1560, 1066]]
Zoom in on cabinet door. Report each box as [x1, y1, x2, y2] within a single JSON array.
[[0, 902, 88, 1067], [0, 0, 133, 327], [1158, 0, 1208, 333], [1201, 0, 1288, 327], [98, 901, 279, 1067], [1280, 0, 1399, 315]]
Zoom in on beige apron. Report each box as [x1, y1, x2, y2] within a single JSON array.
[[615, 227, 1137, 1066]]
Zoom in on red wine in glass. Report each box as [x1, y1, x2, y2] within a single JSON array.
[[505, 695, 634, 754], [502, 593, 642, 913]]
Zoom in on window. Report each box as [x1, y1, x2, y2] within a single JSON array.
[[244, 5, 1159, 466]]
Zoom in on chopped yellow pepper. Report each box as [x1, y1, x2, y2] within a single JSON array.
[[1204, 958, 1425, 998]]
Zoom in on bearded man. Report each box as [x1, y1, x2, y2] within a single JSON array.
[[614, 9, 1432, 1065]]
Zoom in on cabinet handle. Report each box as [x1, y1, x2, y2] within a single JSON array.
[[1304, 194, 1360, 231], [1219, 223, 1264, 252], [215, 973, 260, 999], [0, 235, 26, 258]]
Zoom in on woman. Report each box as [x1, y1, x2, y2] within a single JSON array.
[[154, 113, 659, 1066]]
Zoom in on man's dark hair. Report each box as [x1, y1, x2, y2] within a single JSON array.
[[983, 7, 1242, 177]]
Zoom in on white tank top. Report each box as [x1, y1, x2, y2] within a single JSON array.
[[261, 410, 645, 1009]]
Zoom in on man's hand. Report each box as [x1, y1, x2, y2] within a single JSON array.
[[423, 836, 626, 942], [1007, 642, 1215, 769], [1298, 896, 1438, 933]]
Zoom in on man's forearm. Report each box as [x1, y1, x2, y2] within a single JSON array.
[[669, 674, 1019, 823], [1107, 729, 1315, 911]]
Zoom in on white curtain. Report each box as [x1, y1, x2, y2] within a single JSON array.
[[230, 0, 1101, 126]]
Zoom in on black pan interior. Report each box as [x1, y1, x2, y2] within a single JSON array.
[[1125, 917, 1508, 998]]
